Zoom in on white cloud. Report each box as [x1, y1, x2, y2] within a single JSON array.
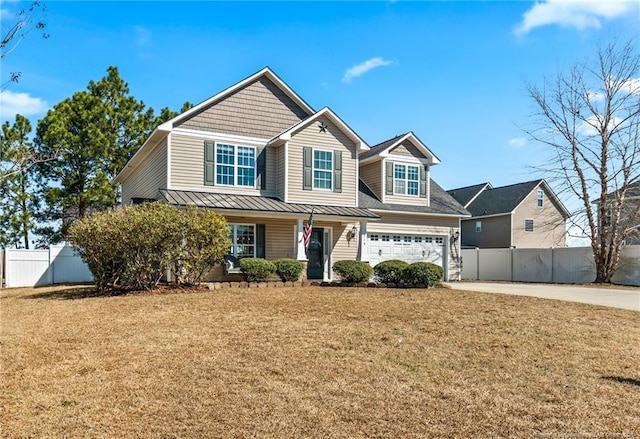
[[514, 0, 638, 36], [508, 137, 528, 148], [133, 25, 151, 47], [0, 90, 48, 121], [621, 77, 640, 95], [1, 7, 14, 20], [342, 57, 394, 83]]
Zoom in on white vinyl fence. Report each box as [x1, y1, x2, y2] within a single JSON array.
[[461, 246, 640, 286], [2, 244, 93, 288]]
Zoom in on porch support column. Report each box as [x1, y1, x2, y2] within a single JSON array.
[[296, 218, 307, 261], [358, 221, 369, 262]]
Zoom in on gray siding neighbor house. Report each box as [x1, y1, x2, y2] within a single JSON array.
[[448, 180, 569, 248], [114, 67, 469, 281]]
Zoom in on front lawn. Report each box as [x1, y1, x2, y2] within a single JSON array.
[[1, 285, 638, 438]]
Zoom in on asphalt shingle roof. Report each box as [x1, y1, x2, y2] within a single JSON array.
[[358, 180, 470, 216], [446, 183, 491, 208], [462, 180, 543, 217], [358, 134, 406, 160]]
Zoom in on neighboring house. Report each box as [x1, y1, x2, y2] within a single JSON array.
[[600, 181, 640, 245], [447, 180, 569, 248], [114, 67, 469, 281]]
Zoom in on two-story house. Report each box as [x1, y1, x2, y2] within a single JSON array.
[[447, 180, 569, 248], [114, 67, 469, 281]]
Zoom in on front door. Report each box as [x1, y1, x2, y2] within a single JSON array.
[[307, 228, 324, 280]]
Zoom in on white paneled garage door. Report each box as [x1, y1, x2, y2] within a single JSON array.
[[368, 233, 445, 268]]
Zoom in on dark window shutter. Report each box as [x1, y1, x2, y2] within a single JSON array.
[[385, 161, 393, 195], [256, 224, 265, 258], [420, 165, 427, 198], [204, 140, 215, 186], [333, 150, 342, 193], [303, 147, 312, 190], [256, 147, 266, 190]]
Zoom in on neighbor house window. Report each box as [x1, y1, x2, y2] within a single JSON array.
[[228, 224, 255, 258], [537, 189, 544, 207], [393, 164, 419, 196], [476, 221, 482, 233], [313, 149, 333, 190], [216, 143, 256, 187], [524, 219, 534, 232]]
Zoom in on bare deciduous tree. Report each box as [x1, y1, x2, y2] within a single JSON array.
[[527, 39, 640, 283], [1, 1, 49, 90]]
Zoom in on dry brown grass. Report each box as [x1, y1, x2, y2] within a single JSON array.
[[1, 285, 639, 438]]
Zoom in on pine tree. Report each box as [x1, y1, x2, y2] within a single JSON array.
[[0, 115, 39, 248]]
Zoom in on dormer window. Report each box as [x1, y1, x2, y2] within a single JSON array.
[[393, 164, 419, 196]]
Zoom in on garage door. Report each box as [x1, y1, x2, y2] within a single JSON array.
[[368, 233, 445, 268]]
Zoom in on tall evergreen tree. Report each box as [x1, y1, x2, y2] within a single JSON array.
[[33, 66, 187, 244], [0, 115, 39, 248]]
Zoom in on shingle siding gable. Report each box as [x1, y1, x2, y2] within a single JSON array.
[[176, 77, 310, 138]]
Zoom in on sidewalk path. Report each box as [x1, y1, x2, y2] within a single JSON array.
[[444, 281, 640, 311]]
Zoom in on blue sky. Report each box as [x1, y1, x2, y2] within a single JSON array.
[[1, 0, 639, 193]]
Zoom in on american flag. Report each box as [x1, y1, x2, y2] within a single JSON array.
[[303, 210, 314, 250]]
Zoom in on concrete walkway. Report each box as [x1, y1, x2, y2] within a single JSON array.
[[444, 281, 640, 311]]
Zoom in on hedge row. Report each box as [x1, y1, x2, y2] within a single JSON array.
[[332, 259, 443, 286], [239, 258, 305, 282]]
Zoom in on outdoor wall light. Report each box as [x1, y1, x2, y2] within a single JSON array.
[[347, 225, 358, 241]]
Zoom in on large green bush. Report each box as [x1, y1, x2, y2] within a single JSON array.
[[373, 259, 409, 284], [68, 203, 230, 291], [332, 260, 373, 283], [273, 258, 304, 282], [239, 258, 275, 282], [402, 262, 444, 287]]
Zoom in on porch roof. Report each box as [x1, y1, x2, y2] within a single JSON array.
[[159, 189, 380, 220]]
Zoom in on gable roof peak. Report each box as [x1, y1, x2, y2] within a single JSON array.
[[158, 66, 315, 131], [359, 131, 441, 165]]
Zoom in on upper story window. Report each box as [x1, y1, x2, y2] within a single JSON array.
[[216, 143, 256, 187], [476, 221, 482, 233], [313, 149, 332, 190], [537, 189, 544, 207], [205, 141, 263, 188], [303, 147, 342, 193], [393, 164, 419, 196]]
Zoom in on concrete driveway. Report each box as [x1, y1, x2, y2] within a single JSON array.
[[444, 281, 640, 311]]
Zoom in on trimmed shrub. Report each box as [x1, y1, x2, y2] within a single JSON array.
[[273, 258, 304, 282], [402, 262, 444, 287], [239, 258, 275, 282], [332, 260, 373, 283], [373, 259, 409, 284], [68, 203, 230, 291]]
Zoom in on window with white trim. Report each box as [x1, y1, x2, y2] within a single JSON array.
[[476, 221, 482, 233], [393, 235, 401, 242], [216, 143, 256, 187], [381, 235, 390, 242], [370, 234, 379, 241], [524, 219, 534, 232], [537, 189, 544, 207], [228, 224, 255, 258], [435, 237, 444, 244], [393, 164, 419, 196], [313, 149, 332, 190]]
